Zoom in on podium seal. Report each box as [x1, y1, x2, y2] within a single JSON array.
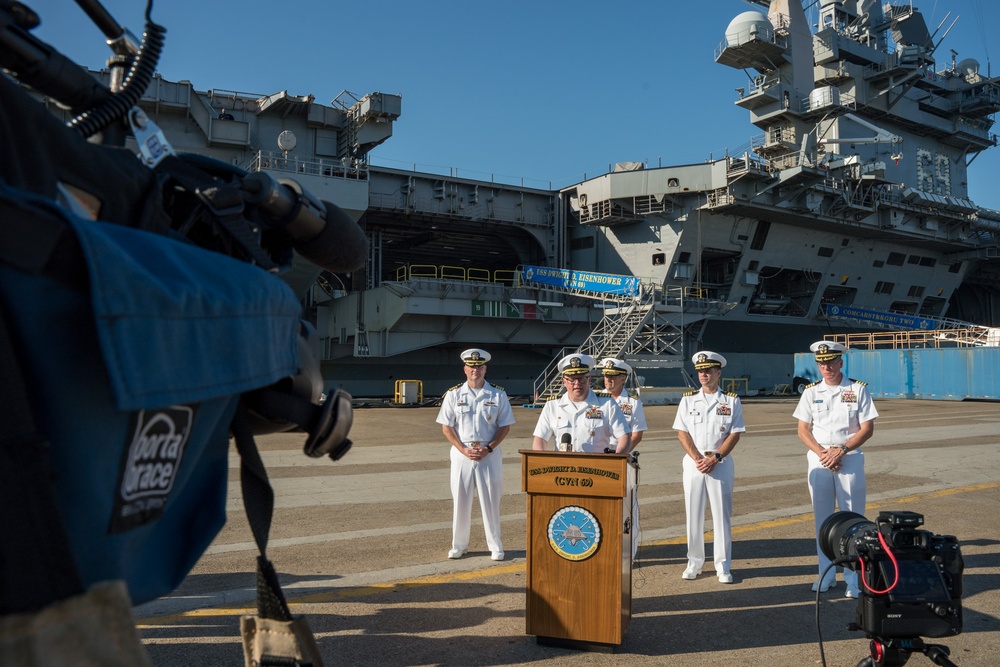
[[548, 505, 601, 561]]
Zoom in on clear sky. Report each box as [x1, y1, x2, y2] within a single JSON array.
[[31, 0, 1000, 208]]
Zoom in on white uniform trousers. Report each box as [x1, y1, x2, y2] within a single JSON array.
[[450, 446, 503, 554], [807, 449, 865, 589], [682, 455, 734, 573]]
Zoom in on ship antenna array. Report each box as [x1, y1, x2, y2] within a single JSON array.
[[928, 13, 960, 57]]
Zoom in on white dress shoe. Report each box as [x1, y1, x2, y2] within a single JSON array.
[[491, 552, 505, 561], [718, 572, 734, 584], [845, 585, 861, 598], [447, 548, 467, 559], [681, 567, 702, 580], [811, 578, 837, 592]]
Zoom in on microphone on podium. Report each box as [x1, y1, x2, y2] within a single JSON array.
[[559, 433, 572, 452]]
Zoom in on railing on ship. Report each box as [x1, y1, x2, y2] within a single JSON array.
[[392, 265, 712, 297], [394, 264, 518, 285], [248, 150, 369, 181], [827, 326, 1000, 350]]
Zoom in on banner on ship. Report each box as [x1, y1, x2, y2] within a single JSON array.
[[824, 304, 938, 330], [521, 265, 640, 298]]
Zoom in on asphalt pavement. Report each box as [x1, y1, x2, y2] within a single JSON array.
[[135, 397, 1000, 666]]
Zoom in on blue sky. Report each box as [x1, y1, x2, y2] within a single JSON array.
[[32, 0, 1000, 207]]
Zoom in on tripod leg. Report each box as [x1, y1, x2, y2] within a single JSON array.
[[924, 645, 957, 667], [856, 657, 875, 667]]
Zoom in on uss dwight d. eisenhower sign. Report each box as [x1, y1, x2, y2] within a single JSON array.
[[522, 451, 628, 500]]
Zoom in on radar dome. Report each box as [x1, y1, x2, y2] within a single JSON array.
[[725, 11, 772, 47], [957, 58, 980, 80]]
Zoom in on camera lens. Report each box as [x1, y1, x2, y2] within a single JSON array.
[[819, 511, 874, 562]]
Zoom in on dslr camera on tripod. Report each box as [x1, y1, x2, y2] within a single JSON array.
[[821, 510, 963, 640], [820, 510, 965, 666]]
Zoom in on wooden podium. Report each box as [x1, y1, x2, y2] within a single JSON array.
[[520, 450, 637, 650]]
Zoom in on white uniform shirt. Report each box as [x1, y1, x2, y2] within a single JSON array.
[[436, 381, 515, 444], [533, 389, 629, 452], [672, 389, 746, 450], [605, 392, 647, 435], [793, 376, 878, 448]]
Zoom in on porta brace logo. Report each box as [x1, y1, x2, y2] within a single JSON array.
[[121, 406, 193, 500], [110, 406, 195, 534]]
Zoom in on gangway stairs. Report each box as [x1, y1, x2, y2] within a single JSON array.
[[530, 284, 695, 403]]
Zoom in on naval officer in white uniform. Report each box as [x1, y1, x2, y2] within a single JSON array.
[[599, 357, 647, 561], [531, 353, 630, 454], [673, 351, 745, 584], [436, 348, 515, 561], [794, 341, 878, 598]]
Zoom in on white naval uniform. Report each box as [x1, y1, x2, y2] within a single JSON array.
[[793, 376, 878, 589], [436, 380, 515, 555], [605, 391, 647, 560], [532, 389, 629, 452], [610, 392, 647, 440], [672, 388, 745, 574]]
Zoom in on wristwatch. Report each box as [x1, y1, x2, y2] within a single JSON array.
[[837, 444, 849, 455], [485, 444, 494, 453], [713, 452, 723, 462]]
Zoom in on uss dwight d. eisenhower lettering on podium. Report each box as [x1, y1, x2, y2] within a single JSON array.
[[524, 457, 625, 497], [548, 506, 601, 561]]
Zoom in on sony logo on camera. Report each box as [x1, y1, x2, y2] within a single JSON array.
[[109, 406, 195, 534], [820, 510, 964, 641]]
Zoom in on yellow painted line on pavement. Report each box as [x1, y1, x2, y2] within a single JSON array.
[[137, 481, 998, 627]]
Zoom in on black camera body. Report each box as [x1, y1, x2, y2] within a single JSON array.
[[820, 510, 963, 640]]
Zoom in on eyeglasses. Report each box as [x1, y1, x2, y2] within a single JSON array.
[[563, 376, 590, 384]]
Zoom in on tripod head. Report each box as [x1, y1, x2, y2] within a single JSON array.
[[856, 636, 957, 667]]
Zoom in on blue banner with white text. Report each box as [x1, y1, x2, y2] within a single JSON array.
[[521, 265, 640, 297], [824, 304, 937, 330]]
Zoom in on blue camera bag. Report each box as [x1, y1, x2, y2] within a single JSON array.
[[0, 184, 302, 607]]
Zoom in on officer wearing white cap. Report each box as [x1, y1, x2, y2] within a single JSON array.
[[794, 340, 877, 598], [436, 348, 515, 561], [599, 358, 647, 450], [599, 358, 647, 561], [672, 350, 745, 584], [531, 353, 630, 454]]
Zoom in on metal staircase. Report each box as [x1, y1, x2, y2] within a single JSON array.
[[532, 295, 653, 402], [530, 284, 698, 403]]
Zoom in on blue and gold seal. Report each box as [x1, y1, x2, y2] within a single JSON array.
[[547, 505, 601, 561]]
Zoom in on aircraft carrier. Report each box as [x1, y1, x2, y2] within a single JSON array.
[[31, 0, 1000, 399]]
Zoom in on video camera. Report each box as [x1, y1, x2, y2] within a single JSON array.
[[0, 0, 366, 458], [819, 510, 963, 642]]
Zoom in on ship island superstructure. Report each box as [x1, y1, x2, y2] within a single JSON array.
[[29, 0, 1000, 399]]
